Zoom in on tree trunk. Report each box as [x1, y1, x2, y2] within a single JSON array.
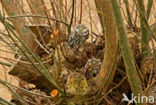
[[94, 0, 118, 93]]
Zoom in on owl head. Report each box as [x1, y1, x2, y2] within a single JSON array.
[[68, 24, 89, 49]]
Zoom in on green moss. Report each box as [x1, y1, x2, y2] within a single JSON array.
[[66, 73, 89, 96]]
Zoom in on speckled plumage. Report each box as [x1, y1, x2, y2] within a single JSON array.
[[83, 57, 101, 78], [68, 24, 89, 49]]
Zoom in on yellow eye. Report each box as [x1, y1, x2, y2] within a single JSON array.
[[50, 89, 58, 98]]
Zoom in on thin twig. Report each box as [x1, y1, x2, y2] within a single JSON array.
[[0, 61, 11, 67], [79, 0, 82, 24], [5, 15, 69, 26], [68, 0, 75, 34]]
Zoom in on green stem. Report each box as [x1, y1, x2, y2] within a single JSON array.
[[146, 0, 153, 21], [0, 101, 6, 105], [0, 97, 15, 105], [0, 33, 16, 51], [137, 0, 149, 58], [0, 17, 63, 93], [132, 0, 156, 41], [0, 61, 11, 67], [123, 0, 133, 28], [7, 24, 63, 93], [109, 0, 143, 105], [0, 83, 25, 105], [0, 79, 51, 99]]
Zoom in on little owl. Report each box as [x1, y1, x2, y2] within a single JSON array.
[[68, 24, 89, 49]]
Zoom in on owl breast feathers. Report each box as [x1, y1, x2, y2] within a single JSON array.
[[68, 24, 89, 49]]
